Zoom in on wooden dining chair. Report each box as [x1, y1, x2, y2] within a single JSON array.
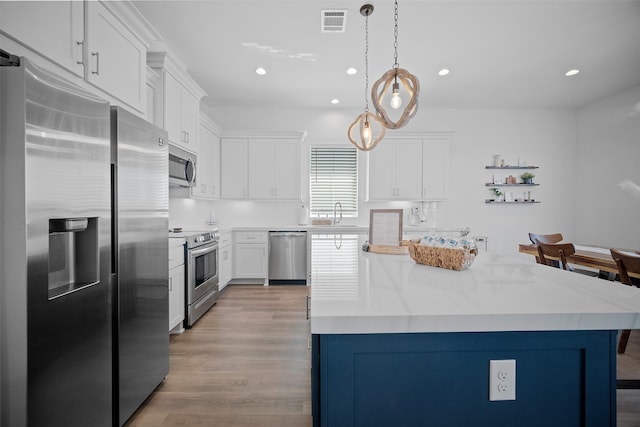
[[536, 242, 574, 270], [528, 232, 563, 245], [610, 249, 640, 354], [529, 233, 564, 266], [536, 242, 599, 276]]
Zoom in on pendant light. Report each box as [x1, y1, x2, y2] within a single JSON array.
[[371, 0, 420, 130], [348, 4, 386, 151]]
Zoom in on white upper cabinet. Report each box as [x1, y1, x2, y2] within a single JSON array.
[[368, 140, 422, 200], [422, 139, 450, 200], [1, 1, 155, 115], [0, 1, 84, 77], [148, 52, 207, 154], [192, 115, 221, 200], [164, 72, 200, 152], [221, 139, 249, 199], [221, 131, 306, 200], [86, 1, 147, 113], [248, 139, 301, 200], [248, 140, 274, 199], [367, 134, 452, 201]]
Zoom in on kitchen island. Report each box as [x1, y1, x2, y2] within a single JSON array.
[[310, 234, 640, 427]]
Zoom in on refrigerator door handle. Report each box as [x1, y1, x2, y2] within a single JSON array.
[[111, 163, 118, 275]]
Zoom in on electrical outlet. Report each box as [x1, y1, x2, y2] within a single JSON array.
[[489, 359, 516, 401]]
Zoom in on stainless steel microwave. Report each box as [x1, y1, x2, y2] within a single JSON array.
[[169, 145, 196, 187]]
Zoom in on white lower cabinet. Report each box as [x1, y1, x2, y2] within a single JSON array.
[[219, 232, 232, 290], [233, 231, 267, 280], [168, 240, 185, 333]]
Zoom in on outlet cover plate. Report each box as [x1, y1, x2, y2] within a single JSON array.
[[489, 359, 516, 401]]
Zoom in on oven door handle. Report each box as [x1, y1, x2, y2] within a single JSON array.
[[189, 244, 218, 257]]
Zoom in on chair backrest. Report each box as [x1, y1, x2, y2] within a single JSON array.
[[537, 242, 576, 271], [610, 249, 640, 285], [529, 232, 563, 245]]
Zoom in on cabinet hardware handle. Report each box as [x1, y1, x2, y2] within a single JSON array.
[[91, 51, 99, 75], [76, 41, 84, 65], [169, 277, 173, 291]]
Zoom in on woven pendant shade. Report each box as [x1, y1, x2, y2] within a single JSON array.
[[371, 67, 420, 129], [371, 0, 420, 130], [347, 111, 386, 151]]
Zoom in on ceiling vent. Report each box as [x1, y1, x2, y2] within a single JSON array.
[[321, 10, 347, 33]]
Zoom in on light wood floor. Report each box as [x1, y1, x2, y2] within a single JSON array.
[[125, 285, 312, 427], [126, 284, 640, 426]]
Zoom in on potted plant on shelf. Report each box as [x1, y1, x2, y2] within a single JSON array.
[[490, 187, 504, 202], [521, 172, 535, 184]]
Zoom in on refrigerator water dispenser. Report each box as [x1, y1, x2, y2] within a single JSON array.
[[48, 217, 99, 299]]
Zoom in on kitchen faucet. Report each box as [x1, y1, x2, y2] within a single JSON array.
[[333, 202, 342, 225]]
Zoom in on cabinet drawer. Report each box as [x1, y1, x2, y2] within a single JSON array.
[[169, 242, 185, 269], [220, 232, 232, 247], [235, 231, 267, 244]]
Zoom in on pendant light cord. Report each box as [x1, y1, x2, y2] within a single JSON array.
[[393, 0, 399, 69], [364, 12, 370, 113]]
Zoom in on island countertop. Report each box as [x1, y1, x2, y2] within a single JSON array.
[[309, 234, 640, 334]]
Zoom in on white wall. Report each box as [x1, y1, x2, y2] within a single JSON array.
[[574, 86, 640, 249], [174, 105, 582, 256]]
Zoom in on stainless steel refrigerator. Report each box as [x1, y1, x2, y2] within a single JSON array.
[[0, 56, 169, 426], [110, 106, 169, 426]]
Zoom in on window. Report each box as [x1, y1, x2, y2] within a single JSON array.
[[310, 146, 358, 218]]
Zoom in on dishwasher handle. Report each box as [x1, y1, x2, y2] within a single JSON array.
[[269, 231, 307, 238]]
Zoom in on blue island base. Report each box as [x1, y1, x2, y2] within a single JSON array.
[[312, 330, 617, 427]]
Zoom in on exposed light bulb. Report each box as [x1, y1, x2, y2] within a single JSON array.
[[390, 82, 402, 110], [255, 67, 267, 75], [362, 120, 372, 143]]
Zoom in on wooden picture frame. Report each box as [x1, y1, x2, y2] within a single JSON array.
[[369, 209, 403, 247]]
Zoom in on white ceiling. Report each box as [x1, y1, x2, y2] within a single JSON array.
[[133, 0, 640, 111]]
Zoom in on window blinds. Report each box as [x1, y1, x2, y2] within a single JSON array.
[[310, 147, 358, 218]]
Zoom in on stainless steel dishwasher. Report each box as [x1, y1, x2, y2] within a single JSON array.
[[268, 231, 308, 284]]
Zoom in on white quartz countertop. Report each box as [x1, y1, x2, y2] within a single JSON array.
[[309, 234, 640, 334], [224, 224, 468, 236]]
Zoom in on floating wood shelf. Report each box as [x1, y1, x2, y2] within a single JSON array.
[[485, 200, 540, 204], [485, 166, 539, 169], [485, 183, 539, 187]]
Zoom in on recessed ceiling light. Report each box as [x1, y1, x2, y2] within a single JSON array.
[[565, 69, 580, 76], [438, 68, 450, 76], [346, 67, 358, 75], [331, 99, 340, 104], [255, 67, 267, 75]]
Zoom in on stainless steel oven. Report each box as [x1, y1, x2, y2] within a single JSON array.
[[184, 230, 219, 327]]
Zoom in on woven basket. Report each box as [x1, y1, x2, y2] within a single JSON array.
[[408, 243, 478, 271], [368, 240, 414, 255]]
